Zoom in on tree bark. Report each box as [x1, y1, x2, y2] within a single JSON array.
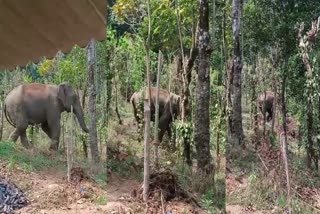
[[114, 74, 122, 125], [229, 0, 244, 146], [271, 46, 278, 133], [306, 88, 314, 168], [154, 50, 163, 167], [281, 74, 291, 213], [67, 105, 74, 182], [0, 101, 4, 141], [263, 91, 267, 137], [251, 58, 259, 147], [194, 0, 213, 174], [86, 39, 100, 163], [143, 0, 152, 201]]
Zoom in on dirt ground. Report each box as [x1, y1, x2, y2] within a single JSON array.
[[0, 159, 109, 214], [0, 116, 212, 214]]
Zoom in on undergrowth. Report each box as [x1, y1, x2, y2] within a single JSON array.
[[0, 141, 60, 172]]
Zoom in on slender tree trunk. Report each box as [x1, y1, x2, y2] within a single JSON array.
[[143, 0, 152, 201], [67, 105, 74, 182], [229, 0, 244, 146], [86, 39, 100, 164], [281, 74, 291, 213], [306, 88, 314, 168], [114, 75, 122, 125], [154, 50, 163, 167], [263, 91, 267, 137], [222, 2, 229, 120], [61, 117, 65, 152], [0, 101, 4, 141], [194, 0, 213, 174], [271, 47, 278, 133], [251, 58, 259, 147]]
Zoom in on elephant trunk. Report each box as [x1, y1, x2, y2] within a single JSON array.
[[73, 102, 89, 133]]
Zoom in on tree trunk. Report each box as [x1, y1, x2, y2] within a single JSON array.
[[281, 74, 291, 213], [143, 99, 151, 201], [271, 46, 278, 133], [67, 105, 74, 182], [143, 0, 152, 201], [229, 0, 244, 146], [154, 50, 163, 167], [306, 88, 314, 169], [86, 39, 100, 164], [194, 0, 213, 174], [114, 75, 122, 125], [251, 58, 259, 147], [0, 101, 4, 141], [263, 91, 267, 137]]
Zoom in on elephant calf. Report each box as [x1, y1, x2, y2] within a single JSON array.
[[4, 82, 89, 150], [257, 90, 275, 122], [130, 87, 182, 144]]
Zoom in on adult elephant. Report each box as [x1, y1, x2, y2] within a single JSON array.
[[130, 87, 182, 144], [4, 82, 89, 150], [257, 90, 275, 122]]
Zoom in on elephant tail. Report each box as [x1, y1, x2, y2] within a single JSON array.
[[3, 103, 16, 128], [130, 92, 141, 124], [130, 93, 137, 115]]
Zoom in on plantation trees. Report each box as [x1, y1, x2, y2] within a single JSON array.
[[194, 0, 213, 174], [228, 0, 244, 145], [86, 39, 100, 163]]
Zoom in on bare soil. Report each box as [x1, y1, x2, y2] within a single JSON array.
[[0, 160, 109, 214]]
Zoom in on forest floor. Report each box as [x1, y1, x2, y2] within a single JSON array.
[[0, 146, 111, 214], [105, 116, 219, 213], [226, 103, 320, 213], [0, 107, 221, 213]]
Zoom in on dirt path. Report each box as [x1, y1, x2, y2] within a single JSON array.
[[226, 205, 271, 214], [0, 160, 110, 214]]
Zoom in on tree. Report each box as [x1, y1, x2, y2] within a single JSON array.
[[86, 39, 100, 163], [228, 0, 244, 146], [297, 17, 320, 169], [194, 0, 213, 174]]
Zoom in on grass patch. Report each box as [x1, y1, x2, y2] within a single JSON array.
[[0, 141, 59, 172], [95, 194, 107, 205]]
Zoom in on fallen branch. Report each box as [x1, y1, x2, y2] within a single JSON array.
[[257, 153, 269, 171]]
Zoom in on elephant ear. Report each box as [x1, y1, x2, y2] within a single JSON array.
[[58, 83, 67, 108]]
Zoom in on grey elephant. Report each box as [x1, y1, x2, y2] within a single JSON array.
[[257, 90, 275, 122], [4, 82, 89, 150], [130, 87, 181, 144]]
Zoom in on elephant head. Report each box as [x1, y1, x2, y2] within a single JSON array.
[[58, 82, 89, 133]]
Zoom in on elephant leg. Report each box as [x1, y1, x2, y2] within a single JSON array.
[[19, 129, 31, 148], [41, 123, 51, 138], [47, 115, 61, 151], [9, 129, 20, 142]]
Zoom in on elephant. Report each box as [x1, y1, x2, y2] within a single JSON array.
[[130, 87, 182, 145], [4, 82, 89, 150], [257, 90, 275, 122]]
